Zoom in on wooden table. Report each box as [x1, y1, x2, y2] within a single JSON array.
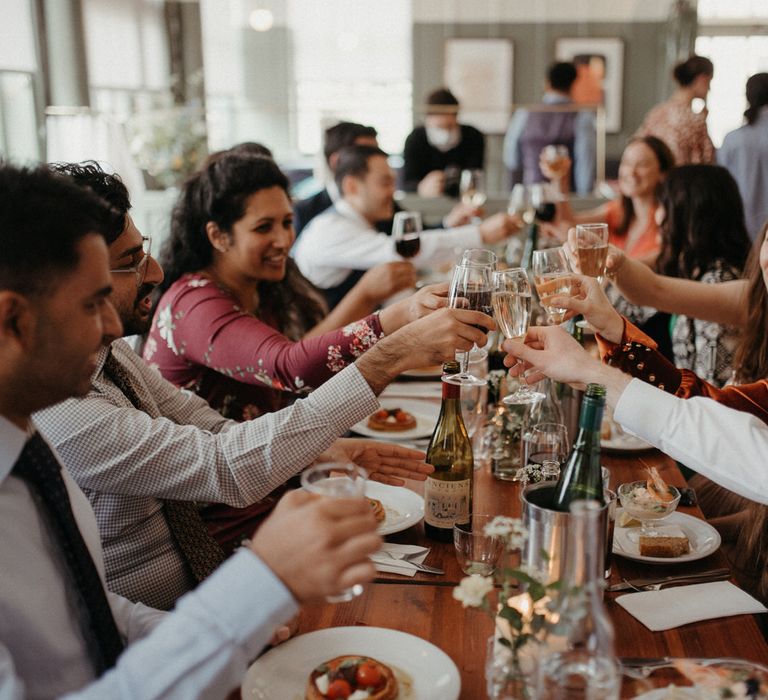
[[286, 450, 768, 699]]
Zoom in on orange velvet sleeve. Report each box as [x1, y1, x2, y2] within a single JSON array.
[[596, 317, 768, 425]]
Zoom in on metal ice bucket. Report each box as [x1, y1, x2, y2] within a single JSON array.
[[521, 483, 610, 584]]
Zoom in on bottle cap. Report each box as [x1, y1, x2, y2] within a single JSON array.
[[585, 383, 607, 399], [442, 360, 461, 375]]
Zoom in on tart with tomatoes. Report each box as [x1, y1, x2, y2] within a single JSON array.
[[367, 498, 386, 524], [366, 408, 416, 432], [306, 655, 398, 700]]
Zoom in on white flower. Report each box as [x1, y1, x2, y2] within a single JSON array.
[[483, 516, 528, 552], [156, 304, 178, 355], [453, 574, 494, 608]]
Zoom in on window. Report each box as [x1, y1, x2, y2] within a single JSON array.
[[696, 1, 768, 147]]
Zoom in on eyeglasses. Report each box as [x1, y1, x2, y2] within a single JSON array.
[[110, 236, 152, 285]]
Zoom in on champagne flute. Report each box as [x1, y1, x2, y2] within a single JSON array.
[[575, 223, 609, 284], [459, 169, 487, 208], [532, 247, 576, 325], [443, 262, 493, 387], [392, 211, 422, 259], [492, 268, 545, 404], [508, 184, 536, 225], [300, 462, 369, 602]]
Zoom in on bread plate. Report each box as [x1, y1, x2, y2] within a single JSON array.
[[350, 399, 438, 441], [366, 481, 424, 536]]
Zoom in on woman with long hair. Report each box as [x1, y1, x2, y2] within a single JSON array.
[[553, 136, 674, 265], [144, 152, 442, 420], [635, 54, 715, 165]]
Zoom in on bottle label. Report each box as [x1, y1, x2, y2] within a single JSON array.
[[424, 477, 471, 528]]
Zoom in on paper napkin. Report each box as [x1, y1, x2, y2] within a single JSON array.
[[616, 581, 767, 631], [369, 543, 430, 577]]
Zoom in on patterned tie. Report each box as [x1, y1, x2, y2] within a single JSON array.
[[102, 350, 227, 582], [13, 433, 124, 673]]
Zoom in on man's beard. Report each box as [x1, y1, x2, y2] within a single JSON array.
[[122, 283, 156, 336]]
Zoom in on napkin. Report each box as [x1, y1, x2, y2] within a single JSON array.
[[380, 382, 442, 400], [369, 543, 430, 577], [616, 581, 767, 631]]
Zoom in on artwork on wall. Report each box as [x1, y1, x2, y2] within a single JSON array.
[[444, 38, 513, 134], [555, 37, 624, 133]]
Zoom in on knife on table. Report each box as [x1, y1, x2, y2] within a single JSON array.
[[606, 567, 730, 592]]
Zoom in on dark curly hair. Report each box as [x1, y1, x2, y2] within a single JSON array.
[[159, 153, 326, 338], [656, 165, 751, 280], [48, 160, 130, 244]]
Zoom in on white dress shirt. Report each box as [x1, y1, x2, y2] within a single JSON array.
[[34, 339, 379, 609], [0, 416, 297, 699], [614, 378, 768, 505], [293, 199, 482, 289]]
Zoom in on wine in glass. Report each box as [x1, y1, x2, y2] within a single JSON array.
[[459, 169, 487, 208], [508, 184, 537, 225], [460, 249, 497, 362], [392, 211, 422, 259], [532, 247, 576, 325], [492, 268, 545, 404], [541, 144, 570, 180], [300, 462, 369, 602], [443, 262, 493, 387], [575, 223, 609, 284]]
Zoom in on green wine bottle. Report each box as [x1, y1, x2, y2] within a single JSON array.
[[551, 383, 606, 511], [424, 361, 474, 542]]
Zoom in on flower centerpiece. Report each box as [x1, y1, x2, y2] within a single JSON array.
[[452, 516, 560, 699]]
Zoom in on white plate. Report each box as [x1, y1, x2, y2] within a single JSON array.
[[613, 509, 721, 564], [400, 365, 443, 379], [241, 626, 461, 700], [351, 399, 439, 441], [366, 481, 424, 536], [632, 689, 703, 699]]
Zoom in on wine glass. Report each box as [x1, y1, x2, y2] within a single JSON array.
[[508, 183, 544, 226], [618, 480, 681, 544], [460, 249, 497, 362], [575, 223, 609, 284], [540, 144, 570, 180], [524, 422, 569, 470], [459, 169, 487, 208], [392, 211, 422, 259], [492, 268, 545, 404], [532, 247, 576, 326], [300, 462, 369, 602], [443, 262, 493, 387]]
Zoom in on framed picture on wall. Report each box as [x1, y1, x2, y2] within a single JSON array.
[[555, 37, 624, 133], [444, 38, 513, 133]]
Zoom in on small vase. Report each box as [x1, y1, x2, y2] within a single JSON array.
[[485, 636, 531, 700]]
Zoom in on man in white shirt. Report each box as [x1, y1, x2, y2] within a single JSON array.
[[0, 163, 381, 699], [502, 325, 768, 505], [36, 162, 493, 610], [294, 144, 521, 308]]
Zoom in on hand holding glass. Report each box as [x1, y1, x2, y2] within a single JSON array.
[[300, 462, 369, 602], [575, 224, 609, 284], [492, 268, 545, 404], [459, 169, 487, 208]]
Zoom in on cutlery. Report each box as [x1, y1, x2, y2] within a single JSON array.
[[607, 567, 730, 592], [619, 656, 756, 679]]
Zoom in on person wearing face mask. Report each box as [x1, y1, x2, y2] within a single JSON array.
[[401, 87, 485, 197], [503, 61, 597, 195]]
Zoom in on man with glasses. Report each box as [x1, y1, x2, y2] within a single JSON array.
[[35, 162, 493, 610]]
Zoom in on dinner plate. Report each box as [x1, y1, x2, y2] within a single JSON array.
[[601, 428, 653, 452], [612, 509, 721, 564], [366, 480, 424, 535], [351, 398, 439, 441], [241, 626, 461, 699]]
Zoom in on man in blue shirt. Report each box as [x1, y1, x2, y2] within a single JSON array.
[[503, 62, 596, 195]]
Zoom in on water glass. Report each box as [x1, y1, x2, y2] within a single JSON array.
[[454, 514, 504, 576], [524, 422, 569, 469], [300, 462, 368, 602], [392, 211, 422, 259]]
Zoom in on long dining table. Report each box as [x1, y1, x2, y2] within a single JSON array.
[[254, 447, 768, 699]]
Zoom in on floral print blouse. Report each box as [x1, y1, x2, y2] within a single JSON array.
[[144, 273, 384, 420], [635, 99, 715, 165]]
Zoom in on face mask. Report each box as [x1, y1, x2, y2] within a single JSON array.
[[426, 126, 460, 152]]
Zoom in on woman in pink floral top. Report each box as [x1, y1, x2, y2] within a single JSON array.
[[144, 152, 438, 421], [635, 55, 715, 165]]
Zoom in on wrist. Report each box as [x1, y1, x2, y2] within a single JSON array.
[[377, 304, 405, 335]]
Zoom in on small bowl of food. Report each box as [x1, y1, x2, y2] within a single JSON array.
[[618, 469, 680, 543]]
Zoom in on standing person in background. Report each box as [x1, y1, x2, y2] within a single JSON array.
[[718, 73, 768, 242], [504, 61, 596, 195], [635, 54, 715, 165], [401, 88, 485, 197]]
